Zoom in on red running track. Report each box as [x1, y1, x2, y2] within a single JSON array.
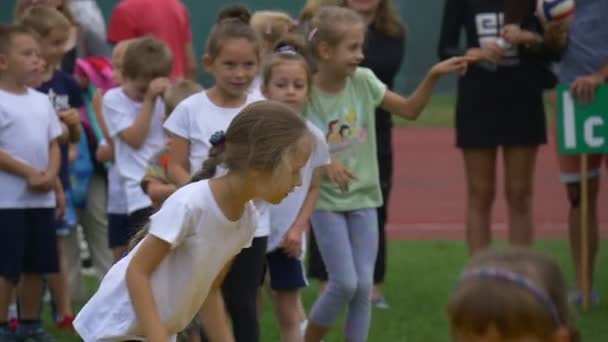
[[386, 128, 608, 239]]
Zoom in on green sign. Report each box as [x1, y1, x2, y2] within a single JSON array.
[[557, 84, 608, 154]]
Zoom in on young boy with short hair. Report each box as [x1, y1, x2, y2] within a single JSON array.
[[0, 24, 63, 341], [102, 36, 173, 243]]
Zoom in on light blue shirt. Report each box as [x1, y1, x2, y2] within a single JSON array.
[[559, 0, 608, 83]]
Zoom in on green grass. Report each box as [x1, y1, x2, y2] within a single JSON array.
[[46, 240, 608, 341]]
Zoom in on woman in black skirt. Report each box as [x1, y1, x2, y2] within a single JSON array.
[[438, 0, 562, 254]]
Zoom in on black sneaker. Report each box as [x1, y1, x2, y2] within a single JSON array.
[[15, 326, 55, 342]]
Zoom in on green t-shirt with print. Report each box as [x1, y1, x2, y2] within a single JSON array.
[[305, 67, 387, 211]]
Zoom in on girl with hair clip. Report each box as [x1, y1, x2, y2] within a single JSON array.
[[261, 35, 330, 342], [74, 101, 313, 342], [249, 10, 296, 98], [302, 6, 470, 342], [164, 5, 269, 342], [448, 247, 580, 342]]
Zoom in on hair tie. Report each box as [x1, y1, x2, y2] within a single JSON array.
[[209, 130, 226, 147], [460, 268, 562, 326], [276, 44, 297, 55], [307, 27, 318, 42]]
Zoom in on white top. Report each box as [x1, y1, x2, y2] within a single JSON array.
[[74, 180, 257, 341], [103, 88, 167, 214], [0, 88, 62, 208], [99, 139, 128, 214], [267, 122, 330, 252], [249, 75, 264, 100], [163, 91, 271, 237]]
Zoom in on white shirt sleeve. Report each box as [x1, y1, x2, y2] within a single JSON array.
[[47, 102, 63, 142], [310, 128, 331, 169], [163, 101, 191, 139], [103, 93, 133, 138], [148, 198, 194, 248]]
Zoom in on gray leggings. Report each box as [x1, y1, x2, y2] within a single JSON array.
[[309, 208, 378, 342]]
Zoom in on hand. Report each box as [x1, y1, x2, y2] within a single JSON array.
[[281, 224, 305, 258], [55, 181, 66, 220], [466, 42, 505, 65], [59, 108, 80, 128], [571, 73, 604, 105], [146, 77, 171, 101], [430, 56, 471, 77], [501, 24, 539, 46], [326, 160, 357, 193], [27, 171, 55, 192]]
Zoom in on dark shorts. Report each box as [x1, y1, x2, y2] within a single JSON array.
[[0, 208, 59, 278], [108, 213, 130, 248], [267, 248, 308, 291], [127, 206, 154, 232]]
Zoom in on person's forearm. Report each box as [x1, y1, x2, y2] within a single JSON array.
[[198, 288, 234, 342], [46, 141, 61, 179], [0, 149, 37, 178], [120, 97, 156, 149], [391, 72, 440, 120], [291, 184, 320, 233], [168, 163, 192, 187], [126, 267, 169, 340]]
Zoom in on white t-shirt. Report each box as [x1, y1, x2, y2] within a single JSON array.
[[74, 180, 257, 341], [267, 122, 330, 252], [0, 88, 62, 209], [163, 91, 271, 237], [103, 88, 167, 214], [249, 75, 264, 100], [99, 139, 128, 215]]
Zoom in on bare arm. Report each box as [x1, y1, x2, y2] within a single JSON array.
[[184, 43, 198, 81], [126, 235, 172, 341], [119, 78, 170, 149], [381, 57, 469, 121], [198, 261, 234, 342], [93, 90, 112, 142], [0, 149, 38, 179], [281, 168, 323, 258], [45, 140, 61, 180], [167, 134, 192, 186], [96, 143, 114, 163]]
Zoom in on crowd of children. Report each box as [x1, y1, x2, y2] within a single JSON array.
[[0, 1, 597, 341]]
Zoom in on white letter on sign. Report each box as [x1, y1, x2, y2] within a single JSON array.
[[584, 117, 605, 148], [562, 92, 576, 148]]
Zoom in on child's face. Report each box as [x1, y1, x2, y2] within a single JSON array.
[[253, 135, 312, 204], [263, 61, 309, 113], [122, 77, 150, 102], [204, 38, 259, 99], [0, 33, 41, 86], [40, 27, 69, 67], [322, 25, 365, 77]]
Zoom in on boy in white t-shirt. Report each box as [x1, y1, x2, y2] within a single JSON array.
[[0, 25, 63, 340], [102, 37, 172, 246]]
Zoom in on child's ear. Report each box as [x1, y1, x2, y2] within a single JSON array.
[[317, 42, 333, 61], [553, 327, 573, 342], [0, 54, 8, 71], [202, 54, 214, 73]]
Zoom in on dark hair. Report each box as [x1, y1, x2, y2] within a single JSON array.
[[206, 4, 260, 59], [307, 6, 364, 60], [0, 24, 35, 55], [130, 100, 312, 250], [447, 248, 579, 341], [342, 0, 405, 37], [122, 36, 173, 81], [262, 34, 313, 93]]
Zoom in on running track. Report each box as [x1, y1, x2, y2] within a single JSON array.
[[386, 128, 608, 239]]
